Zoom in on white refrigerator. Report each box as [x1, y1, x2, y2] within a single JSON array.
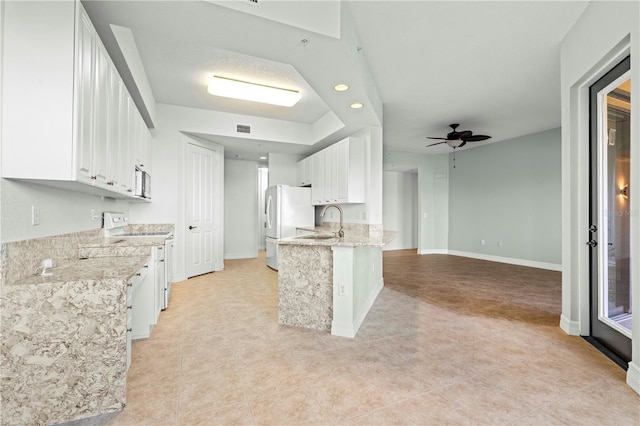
[[265, 185, 314, 270]]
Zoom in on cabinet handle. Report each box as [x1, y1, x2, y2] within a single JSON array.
[[127, 189, 133, 192], [127, 305, 132, 310], [107, 181, 114, 186], [136, 273, 141, 276], [143, 265, 149, 268], [127, 283, 132, 287], [159, 259, 165, 262], [127, 328, 132, 332], [91, 176, 97, 180]]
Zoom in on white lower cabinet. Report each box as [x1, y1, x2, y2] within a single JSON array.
[[153, 245, 166, 323], [131, 260, 153, 340], [126, 280, 133, 371], [126, 261, 149, 367]]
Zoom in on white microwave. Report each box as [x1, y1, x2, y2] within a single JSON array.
[[134, 169, 151, 199]]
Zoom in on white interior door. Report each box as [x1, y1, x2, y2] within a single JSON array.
[[186, 142, 220, 277]]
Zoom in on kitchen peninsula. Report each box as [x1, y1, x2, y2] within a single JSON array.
[[277, 224, 396, 338]]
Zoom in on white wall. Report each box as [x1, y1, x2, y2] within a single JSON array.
[[382, 171, 418, 251], [383, 150, 449, 253], [560, 0, 639, 395], [0, 180, 126, 242], [258, 167, 268, 250], [268, 153, 302, 187], [224, 159, 258, 259]]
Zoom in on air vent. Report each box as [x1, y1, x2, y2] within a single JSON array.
[[237, 124, 251, 134]]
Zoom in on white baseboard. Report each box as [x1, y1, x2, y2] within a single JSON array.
[[224, 253, 258, 260], [332, 278, 384, 338], [626, 362, 640, 396], [418, 249, 449, 255], [418, 249, 562, 271], [559, 314, 581, 335], [172, 273, 187, 282]]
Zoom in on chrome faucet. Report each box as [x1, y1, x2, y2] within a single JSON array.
[[320, 204, 344, 238]]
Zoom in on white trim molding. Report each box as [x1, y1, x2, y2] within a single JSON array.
[[627, 362, 640, 395], [418, 249, 562, 272], [559, 314, 582, 336]]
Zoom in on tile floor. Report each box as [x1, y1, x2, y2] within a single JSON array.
[[70, 250, 639, 425]]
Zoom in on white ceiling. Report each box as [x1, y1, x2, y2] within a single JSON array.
[[83, 0, 589, 164]]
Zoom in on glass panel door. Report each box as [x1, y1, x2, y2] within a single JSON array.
[[588, 56, 632, 364]]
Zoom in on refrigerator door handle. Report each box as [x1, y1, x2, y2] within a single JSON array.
[[266, 195, 273, 231]]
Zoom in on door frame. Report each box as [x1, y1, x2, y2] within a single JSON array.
[[561, 34, 640, 394], [588, 55, 632, 363], [182, 136, 224, 276]]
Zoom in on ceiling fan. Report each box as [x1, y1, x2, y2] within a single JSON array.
[[426, 123, 491, 149]]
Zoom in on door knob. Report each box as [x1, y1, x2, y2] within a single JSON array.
[[589, 225, 597, 233], [586, 240, 598, 247], [189, 225, 198, 230]]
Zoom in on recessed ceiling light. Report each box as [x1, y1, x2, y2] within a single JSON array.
[[333, 84, 349, 92], [207, 75, 301, 107], [260, 156, 267, 160], [350, 102, 364, 109]]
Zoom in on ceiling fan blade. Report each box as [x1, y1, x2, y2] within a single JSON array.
[[458, 140, 467, 148], [457, 130, 472, 139], [462, 135, 491, 142], [426, 141, 447, 147], [427, 137, 447, 140]]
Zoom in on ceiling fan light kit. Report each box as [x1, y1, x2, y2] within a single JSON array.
[[207, 75, 301, 107], [426, 123, 492, 168], [426, 123, 491, 149]]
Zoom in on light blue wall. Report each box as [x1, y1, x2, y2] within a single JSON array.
[[448, 128, 561, 264]]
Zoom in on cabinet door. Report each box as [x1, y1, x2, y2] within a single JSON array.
[[92, 43, 110, 184], [155, 257, 165, 323], [296, 158, 305, 186], [75, 10, 95, 182], [297, 156, 312, 186], [106, 66, 120, 187], [334, 140, 349, 202], [311, 152, 326, 204]]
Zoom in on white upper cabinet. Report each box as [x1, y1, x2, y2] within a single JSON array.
[[310, 137, 365, 205], [296, 156, 312, 186], [1, 1, 150, 199]]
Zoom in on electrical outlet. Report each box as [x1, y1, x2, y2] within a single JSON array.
[[31, 205, 40, 226], [338, 283, 346, 296], [481, 239, 485, 246]]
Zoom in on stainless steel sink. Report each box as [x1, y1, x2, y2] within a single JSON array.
[[294, 234, 335, 240]]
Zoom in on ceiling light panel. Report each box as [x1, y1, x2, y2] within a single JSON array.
[[208, 75, 301, 107]]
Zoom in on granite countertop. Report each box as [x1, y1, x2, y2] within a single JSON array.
[[79, 235, 169, 248], [279, 227, 397, 248], [10, 256, 150, 287]]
